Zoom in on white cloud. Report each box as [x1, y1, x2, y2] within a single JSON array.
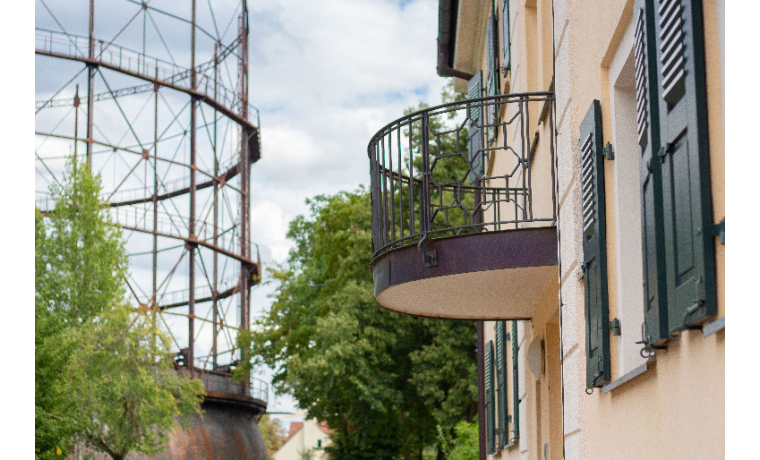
[[246, 1, 448, 272], [251, 197, 291, 263], [35, 0, 450, 415]]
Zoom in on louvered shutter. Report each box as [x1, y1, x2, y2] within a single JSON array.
[[495, 321, 508, 449], [501, 0, 511, 76], [580, 100, 611, 389], [635, 0, 669, 346], [485, 14, 499, 145], [485, 340, 496, 454], [468, 72, 484, 184], [510, 321, 520, 439], [653, 0, 716, 333]]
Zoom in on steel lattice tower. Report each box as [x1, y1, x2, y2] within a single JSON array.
[[35, 0, 266, 408]]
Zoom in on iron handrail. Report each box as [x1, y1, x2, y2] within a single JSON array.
[[368, 92, 556, 260], [35, 28, 244, 118], [197, 371, 269, 404], [36, 195, 261, 262]]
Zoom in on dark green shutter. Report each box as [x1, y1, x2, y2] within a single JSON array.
[[485, 340, 496, 454], [635, 0, 669, 346], [653, 0, 716, 334], [485, 13, 499, 145], [501, 0, 511, 76], [468, 72, 484, 184], [495, 321, 508, 449], [580, 100, 611, 389], [510, 321, 519, 439]]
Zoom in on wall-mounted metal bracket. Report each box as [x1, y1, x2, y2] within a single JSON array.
[[424, 249, 438, 267], [712, 219, 725, 244], [603, 142, 614, 160], [609, 318, 621, 336]]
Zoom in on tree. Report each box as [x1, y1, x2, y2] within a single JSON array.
[[258, 414, 287, 457], [35, 157, 204, 459], [246, 189, 477, 459], [438, 421, 479, 460]]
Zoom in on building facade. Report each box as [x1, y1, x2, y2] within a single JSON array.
[[274, 419, 332, 460], [368, 0, 724, 458]]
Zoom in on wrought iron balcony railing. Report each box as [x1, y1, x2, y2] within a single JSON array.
[[369, 92, 556, 260]]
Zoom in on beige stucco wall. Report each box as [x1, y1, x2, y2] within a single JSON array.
[[477, 0, 563, 457], [552, 0, 725, 459], [455, 0, 724, 458]]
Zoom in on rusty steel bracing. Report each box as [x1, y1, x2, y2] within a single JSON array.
[[35, 0, 265, 403]]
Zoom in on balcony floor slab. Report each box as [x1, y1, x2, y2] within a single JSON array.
[[372, 226, 558, 320]]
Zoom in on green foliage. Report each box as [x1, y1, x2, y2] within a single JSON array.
[[402, 82, 476, 240], [35, 157, 204, 460], [258, 414, 287, 458], [438, 421, 479, 460], [249, 188, 477, 459]]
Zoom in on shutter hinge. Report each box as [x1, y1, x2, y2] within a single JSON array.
[[636, 322, 665, 359], [603, 142, 614, 160], [577, 262, 587, 281], [658, 142, 674, 161], [609, 318, 621, 336], [712, 219, 725, 244], [505, 333, 511, 341]]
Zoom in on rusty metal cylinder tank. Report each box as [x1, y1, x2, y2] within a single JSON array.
[[80, 371, 270, 460], [141, 371, 270, 459], [145, 400, 269, 460], [82, 400, 269, 460]]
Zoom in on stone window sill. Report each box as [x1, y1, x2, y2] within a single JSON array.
[[702, 316, 725, 338], [601, 356, 656, 394], [601, 317, 724, 394]]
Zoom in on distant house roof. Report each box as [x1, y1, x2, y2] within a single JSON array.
[[317, 420, 333, 435], [282, 419, 333, 444], [284, 422, 303, 443]]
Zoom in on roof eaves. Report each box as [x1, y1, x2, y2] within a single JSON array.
[[437, 0, 474, 80]]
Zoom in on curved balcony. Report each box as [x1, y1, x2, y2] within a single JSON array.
[[368, 92, 558, 320]]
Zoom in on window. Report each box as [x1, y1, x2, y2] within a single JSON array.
[[582, 0, 718, 389], [486, 321, 520, 453], [501, 0, 511, 77], [633, 0, 716, 346], [485, 6, 500, 145], [609, 16, 647, 376]]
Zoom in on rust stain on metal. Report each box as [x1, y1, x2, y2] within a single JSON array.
[[229, 411, 248, 460], [196, 413, 215, 459]]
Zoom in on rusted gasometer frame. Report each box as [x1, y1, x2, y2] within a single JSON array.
[[35, 0, 263, 402]]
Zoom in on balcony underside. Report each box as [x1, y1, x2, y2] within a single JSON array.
[[372, 227, 558, 320]]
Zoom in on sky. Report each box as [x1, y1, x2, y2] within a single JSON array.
[[246, 0, 449, 419], [30, 0, 450, 424]]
